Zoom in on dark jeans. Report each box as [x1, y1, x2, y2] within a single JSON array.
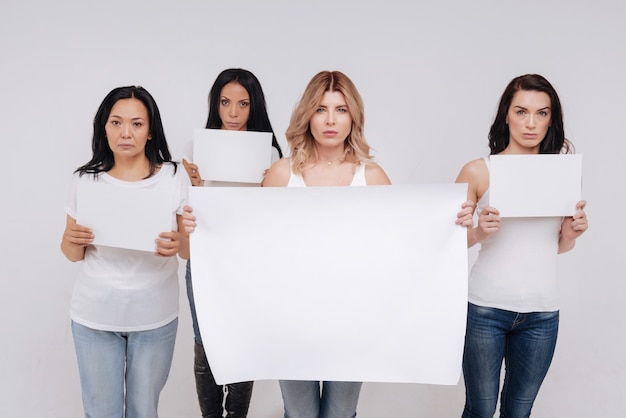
[[461, 303, 559, 418]]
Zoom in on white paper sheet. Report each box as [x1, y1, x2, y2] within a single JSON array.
[[193, 129, 273, 183], [189, 184, 469, 385], [76, 181, 172, 252], [489, 154, 582, 217]]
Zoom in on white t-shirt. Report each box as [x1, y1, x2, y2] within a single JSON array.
[[65, 163, 190, 331]]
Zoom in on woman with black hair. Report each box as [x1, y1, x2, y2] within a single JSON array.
[[182, 68, 283, 418], [455, 74, 589, 417], [61, 85, 190, 418]]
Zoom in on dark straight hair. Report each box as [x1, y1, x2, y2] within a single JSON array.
[[76, 85, 175, 178], [488, 74, 572, 155], [206, 68, 283, 158]]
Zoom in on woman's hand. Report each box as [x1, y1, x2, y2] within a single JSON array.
[[456, 200, 475, 228], [182, 205, 197, 234], [61, 215, 94, 262], [63, 223, 94, 247], [154, 231, 181, 257], [475, 206, 501, 242], [182, 159, 203, 187], [561, 200, 588, 241]]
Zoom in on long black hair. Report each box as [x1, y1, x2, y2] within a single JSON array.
[[206, 68, 283, 158], [488, 74, 572, 155], [76, 85, 175, 177]]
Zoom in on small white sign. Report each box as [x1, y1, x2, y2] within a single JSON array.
[[193, 129, 273, 183], [77, 182, 172, 252], [489, 154, 582, 217]]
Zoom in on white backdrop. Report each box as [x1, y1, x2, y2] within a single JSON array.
[[1, 0, 624, 417]]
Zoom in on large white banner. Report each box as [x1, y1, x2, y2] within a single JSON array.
[[189, 184, 468, 385]]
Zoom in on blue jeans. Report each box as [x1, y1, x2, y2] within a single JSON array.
[[72, 319, 178, 418], [461, 303, 559, 418], [185, 259, 202, 344], [279, 380, 362, 418]]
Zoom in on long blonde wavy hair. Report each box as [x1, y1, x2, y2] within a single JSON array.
[[286, 71, 373, 174]]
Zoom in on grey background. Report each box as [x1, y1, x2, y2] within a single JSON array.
[[1, 0, 623, 416]]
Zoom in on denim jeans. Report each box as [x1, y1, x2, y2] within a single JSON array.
[[185, 259, 202, 345], [461, 303, 559, 418], [72, 318, 178, 418], [279, 380, 362, 418]]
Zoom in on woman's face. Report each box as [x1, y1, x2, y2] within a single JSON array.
[[309, 90, 352, 149], [218, 81, 250, 131], [105, 98, 151, 161], [505, 89, 552, 154]]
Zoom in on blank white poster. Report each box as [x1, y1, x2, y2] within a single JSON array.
[[189, 184, 469, 385], [489, 154, 582, 217], [76, 181, 171, 252], [193, 129, 272, 183]]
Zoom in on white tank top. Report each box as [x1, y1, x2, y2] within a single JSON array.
[[469, 157, 563, 312], [287, 163, 366, 187]]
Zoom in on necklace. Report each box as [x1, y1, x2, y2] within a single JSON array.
[[322, 158, 342, 166]]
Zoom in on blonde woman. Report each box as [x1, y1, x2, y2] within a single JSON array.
[[183, 70, 474, 418], [262, 70, 388, 418], [263, 70, 389, 189]]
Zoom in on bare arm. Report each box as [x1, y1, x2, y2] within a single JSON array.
[[558, 200, 588, 254], [364, 162, 392, 185], [261, 158, 291, 187], [455, 158, 501, 248], [60, 215, 93, 262]]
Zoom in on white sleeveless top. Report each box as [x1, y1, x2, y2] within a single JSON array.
[[287, 163, 366, 187], [469, 157, 563, 313]]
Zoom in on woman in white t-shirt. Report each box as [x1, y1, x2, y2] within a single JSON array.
[[455, 74, 589, 418], [61, 86, 190, 418], [182, 68, 283, 418]]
